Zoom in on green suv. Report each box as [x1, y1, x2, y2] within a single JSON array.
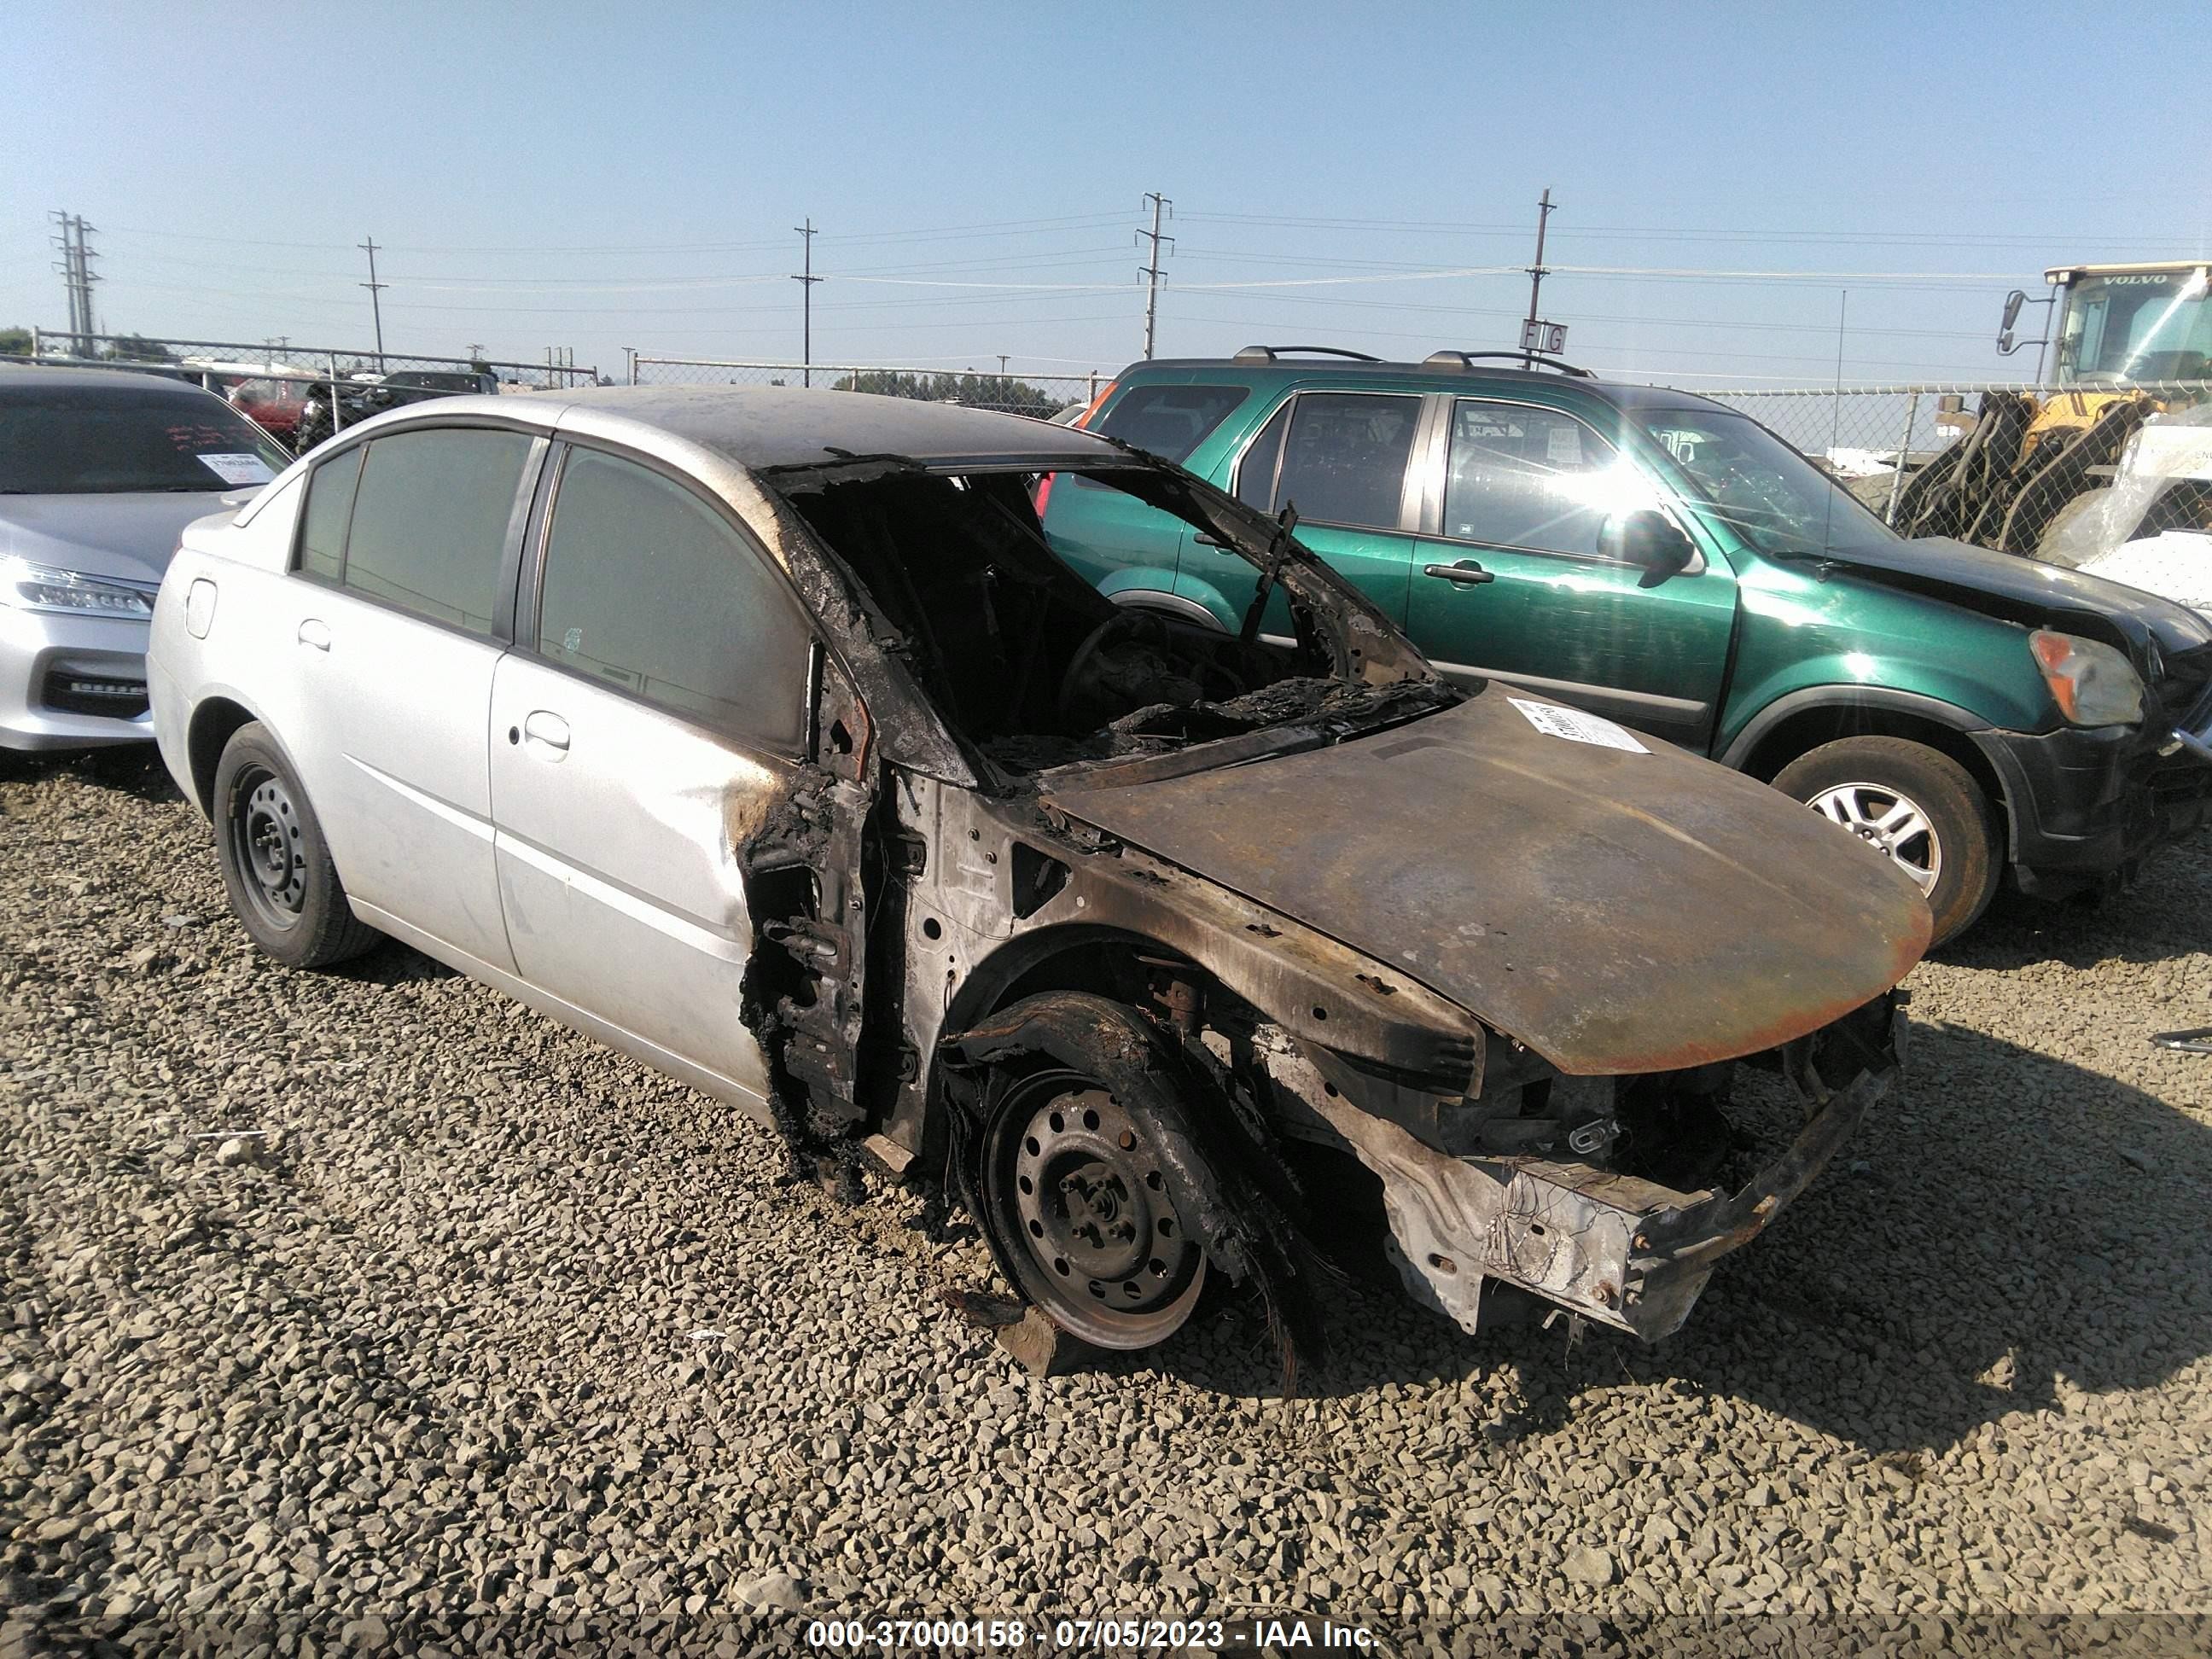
[[1039, 346, 2212, 942]]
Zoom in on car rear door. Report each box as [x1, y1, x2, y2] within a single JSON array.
[[488, 442, 816, 1102], [1404, 396, 1737, 747], [1179, 389, 1424, 633], [281, 424, 542, 971]]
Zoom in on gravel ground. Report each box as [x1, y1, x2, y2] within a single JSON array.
[[4, 748, 2210, 1655]]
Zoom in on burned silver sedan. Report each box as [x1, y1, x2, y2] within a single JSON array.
[[148, 388, 1930, 1380]]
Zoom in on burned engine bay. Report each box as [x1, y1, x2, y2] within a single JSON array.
[[723, 449, 1912, 1387]]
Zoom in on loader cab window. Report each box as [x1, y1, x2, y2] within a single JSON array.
[[2059, 270, 2212, 383]]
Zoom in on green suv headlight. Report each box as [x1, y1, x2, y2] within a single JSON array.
[[2029, 629, 2145, 727], [0, 556, 155, 619]]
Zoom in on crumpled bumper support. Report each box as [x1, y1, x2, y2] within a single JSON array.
[[1304, 1056, 1894, 1343]]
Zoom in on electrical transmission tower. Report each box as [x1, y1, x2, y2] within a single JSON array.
[[793, 218, 822, 387], [1137, 193, 1173, 360], [49, 212, 101, 356]]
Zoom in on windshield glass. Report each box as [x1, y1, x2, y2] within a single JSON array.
[[774, 461, 1445, 777], [1635, 406, 1898, 558], [2058, 270, 2212, 383], [0, 385, 289, 494]]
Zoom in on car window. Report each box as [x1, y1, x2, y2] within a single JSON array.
[[1234, 401, 1292, 510], [1444, 400, 1636, 558], [1091, 383, 1251, 463], [535, 448, 811, 749], [0, 385, 288, 494], [1240, 393, 1420, 532], [341, 428, 532, 634], [296, 445, 364, 582]]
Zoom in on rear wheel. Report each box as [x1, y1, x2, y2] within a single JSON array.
[[1773, 736, 2000, 946], [212, 723, 381, 968], [981, 1067, 1208, 1350]]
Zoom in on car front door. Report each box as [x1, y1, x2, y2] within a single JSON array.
[[1178, 389, 1425, 634], [1404, 396, 1738, 747], [282, 424, 542, 971], [488, 443, 818, 1101]]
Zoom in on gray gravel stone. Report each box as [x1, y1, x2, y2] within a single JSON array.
[[3, 747, 2210, 1644]]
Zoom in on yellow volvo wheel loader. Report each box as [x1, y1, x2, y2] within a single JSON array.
[[1895, 262, 2212, 558]]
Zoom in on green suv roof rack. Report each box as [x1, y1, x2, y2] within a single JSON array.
[[1423, 349, 1594, 378], [1231, 345, 1384, 364]]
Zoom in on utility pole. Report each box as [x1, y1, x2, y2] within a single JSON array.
[[1522, 188, 1556, 369], [358, 236, 387, 364], [50, 212, 100, 357], [996, 354, 1010, 377], [1137, 193, 1173, 360], [793, 218, 822, 387]]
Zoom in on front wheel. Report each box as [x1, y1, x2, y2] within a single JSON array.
[[1773, 736, 2000, 947], [212, 722, 381, 968], [980, 1067, 1210, 1351]]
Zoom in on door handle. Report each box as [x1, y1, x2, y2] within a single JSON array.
[[521, 710, 571, 757], [296, 617, 332, 650], [1423, 560, 1496, 585]]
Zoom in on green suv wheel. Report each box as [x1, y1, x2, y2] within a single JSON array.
[[1773, 736, 2000, 947]]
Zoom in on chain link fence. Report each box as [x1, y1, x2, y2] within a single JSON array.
[[1704, 381, 2212, 560], [629, 356, 1104, 420], [9, 329, 602, 453]]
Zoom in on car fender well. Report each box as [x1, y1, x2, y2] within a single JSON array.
[[1720, 685, 2016, 849]]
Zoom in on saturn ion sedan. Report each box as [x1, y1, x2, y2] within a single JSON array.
[[147, 386, 1928, 1379]]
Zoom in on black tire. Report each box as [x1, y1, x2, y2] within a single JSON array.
[[1772, 736, 2000, 947], [211, 722, 381, 968], [980, 1064, 1211, 1351]]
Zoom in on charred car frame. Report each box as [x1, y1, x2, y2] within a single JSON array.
[[148, 388, 1931, 1382]]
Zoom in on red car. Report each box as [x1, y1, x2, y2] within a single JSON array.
[[225, 377, 309, 444]]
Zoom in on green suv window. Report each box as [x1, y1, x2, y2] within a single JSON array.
[[1235, 392, 1421, 532], [1091, 383, 1249, 463], [1445, 399, 1623, 558]]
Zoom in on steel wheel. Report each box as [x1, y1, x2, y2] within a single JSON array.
[[982, 1070, 1207, 1349], [228, 764, 309, 928], [1806, 780, 1941, 895]]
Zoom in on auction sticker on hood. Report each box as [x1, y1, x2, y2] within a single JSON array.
[[197, 452, 277, 486], [1507, 696, 1649, 754]]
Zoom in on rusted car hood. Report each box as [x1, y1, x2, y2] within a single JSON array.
[[1044, 690, 1931, 1076]]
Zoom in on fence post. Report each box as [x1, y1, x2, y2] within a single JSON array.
[[1883, 392, 1919, 526], [329, 353, 345, 434], [629, 353, 639, 387]]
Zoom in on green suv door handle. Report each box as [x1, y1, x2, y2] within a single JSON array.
[[1424, 559, 1496, 586]]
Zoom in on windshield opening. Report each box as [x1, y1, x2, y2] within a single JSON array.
[[776, 463, 1445, 777], [2058, 271, 2212, 384], [0, 385, 289, 494], [1635, 407, 1898, 559]]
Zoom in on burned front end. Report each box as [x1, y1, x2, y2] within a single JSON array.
[[716, 424, 1926, 1371]]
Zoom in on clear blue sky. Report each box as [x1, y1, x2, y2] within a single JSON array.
[[8, 0, 2209, 387]]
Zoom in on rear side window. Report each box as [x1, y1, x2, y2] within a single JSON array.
[[341, 428, 533, 634], [1091, 383, 1249, 463], [1444, 400, 1621, 557], [296, 445, 363, 582], [1237, 393, 1421, 532], [534, 448, 811, 749]]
